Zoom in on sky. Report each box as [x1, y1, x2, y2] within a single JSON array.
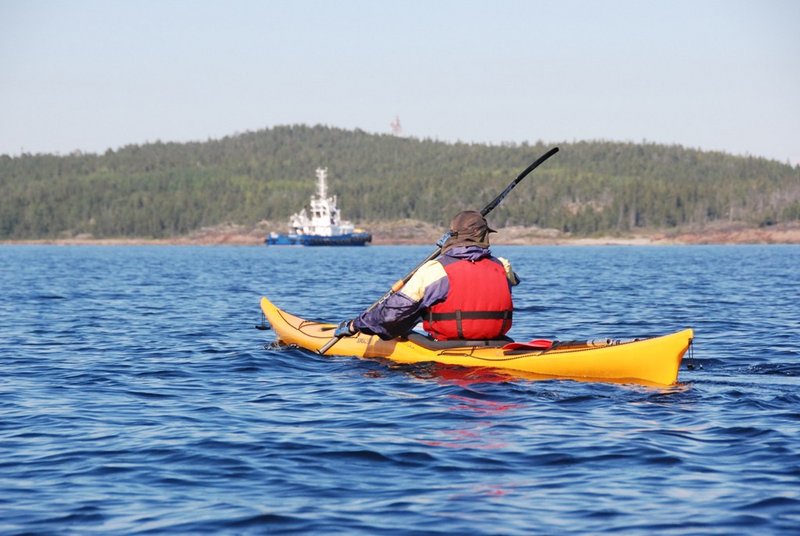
[[1, 0, 798, 164]]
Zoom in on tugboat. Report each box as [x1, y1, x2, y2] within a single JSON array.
[[266, 167, 372, 246]]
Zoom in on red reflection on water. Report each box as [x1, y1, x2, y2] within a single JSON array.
[[446, 394, 524, 415], [428, 364, 515, 388], [417, 371, 527, 450], [419, 429, 509, 450]]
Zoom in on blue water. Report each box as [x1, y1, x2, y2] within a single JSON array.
[[1, 244, 799, 534]]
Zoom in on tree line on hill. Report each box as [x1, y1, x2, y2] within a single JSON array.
[[1, 124, 798, 239]]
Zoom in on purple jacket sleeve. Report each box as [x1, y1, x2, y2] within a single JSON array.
[[352, 291, 427, 340], [353, 276, 450, 340]]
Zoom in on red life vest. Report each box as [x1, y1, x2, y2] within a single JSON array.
[[423, 257, 513, 340]]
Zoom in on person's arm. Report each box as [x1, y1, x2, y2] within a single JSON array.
[[496, 256, 520, 286], [352, 260, 449, 340], [352, 292, 426, 340]]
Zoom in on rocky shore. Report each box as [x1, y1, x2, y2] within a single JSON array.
[[4, 220, 800, 246]]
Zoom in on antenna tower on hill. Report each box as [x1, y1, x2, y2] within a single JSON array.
[[390, 115, 402, 136]]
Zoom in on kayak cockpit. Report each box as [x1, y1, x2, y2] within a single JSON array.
[[405, 331, 513, 350]]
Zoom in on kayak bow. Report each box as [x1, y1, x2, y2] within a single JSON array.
[[260, 296, 693, 385]]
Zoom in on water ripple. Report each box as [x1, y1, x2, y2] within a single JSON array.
[[1, 245, 799, 534]]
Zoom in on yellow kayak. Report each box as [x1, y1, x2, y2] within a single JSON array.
[[260, 296, 693, 386]]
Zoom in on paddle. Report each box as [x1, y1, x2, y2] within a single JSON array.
[[318, 146, 560, 355]]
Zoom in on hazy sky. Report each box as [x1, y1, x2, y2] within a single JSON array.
[[2, 0, 798, 163]]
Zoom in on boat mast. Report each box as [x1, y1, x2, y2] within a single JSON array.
[[316, 167, 328, 200]]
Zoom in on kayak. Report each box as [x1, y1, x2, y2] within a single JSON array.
[[259, 296, 693, 386]]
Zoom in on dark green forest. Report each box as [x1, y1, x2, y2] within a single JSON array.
[[1, 125, 798, 239]]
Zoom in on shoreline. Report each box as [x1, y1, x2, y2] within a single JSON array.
[[3, 221, 800, 246]]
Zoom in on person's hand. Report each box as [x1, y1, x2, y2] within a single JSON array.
[[334, 320, 357, 338], [497, 256, 520, 286]]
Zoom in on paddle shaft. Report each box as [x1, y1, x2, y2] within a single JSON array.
[[318, 146, 560, 355]]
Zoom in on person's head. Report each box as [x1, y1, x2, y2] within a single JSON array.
[[442, 210, 496, 251]]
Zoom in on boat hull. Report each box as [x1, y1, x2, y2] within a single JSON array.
[[259, 297, 693, 385], [265, 232, 372, 246]]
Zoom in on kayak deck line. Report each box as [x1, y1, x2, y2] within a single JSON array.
[[259, 296, 694, 386]]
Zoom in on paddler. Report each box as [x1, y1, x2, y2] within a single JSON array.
[[335, 210, 519, 341]]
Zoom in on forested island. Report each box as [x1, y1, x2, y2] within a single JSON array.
[[1, 125, 798, 244]]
